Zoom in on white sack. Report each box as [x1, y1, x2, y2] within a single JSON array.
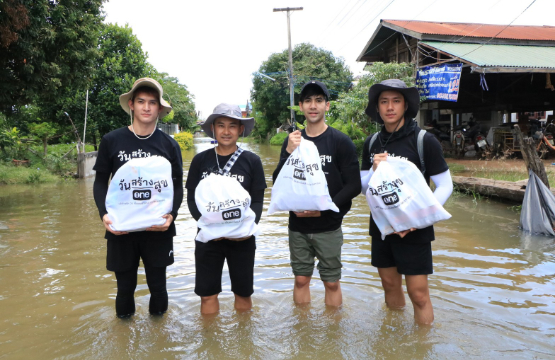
[[268, 138, 339, 214], [106, 156, 173, 232], [195, 173, 259, 242], [365, 156, 451, 239]]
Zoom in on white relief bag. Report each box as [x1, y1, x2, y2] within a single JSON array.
[[365, 156, 451, 239], [105, 156, 174, 232], [194, 173, 259, 243], [268, 138, 339, 214]]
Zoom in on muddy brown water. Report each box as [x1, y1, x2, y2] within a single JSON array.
[[0, 139, 554, 359]]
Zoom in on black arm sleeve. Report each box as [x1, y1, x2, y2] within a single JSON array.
[[187, 189, 202, 221], [331, 139, 362, 208], [93, 171, 110, 220], [361, 135, 372, 171], [171, 172, 184, 220], [272, 137, 290, 183], [250, 189, 264, 224]]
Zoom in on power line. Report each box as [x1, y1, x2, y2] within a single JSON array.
[[317, 0, 380, 49], [458, 0, 538, 57], [337, 0, 396, 52], [351, 0, 440, 56], [337, 0, 367, 28], [317, 0, 358, 42]]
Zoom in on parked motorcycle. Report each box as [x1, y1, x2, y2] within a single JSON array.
[[452, 127, 466, 159], [474, 132, 490, 158]]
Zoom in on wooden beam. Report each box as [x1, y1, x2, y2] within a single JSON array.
[[514, 124, 550, 188]]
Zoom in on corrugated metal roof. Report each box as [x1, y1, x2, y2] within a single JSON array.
[[421, 41, 555, 71], [386, 20, 555, 41]]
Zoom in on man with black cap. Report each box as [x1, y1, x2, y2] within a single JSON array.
[[186, 103, 266, 314], [360, 79, 453, 324], [93, 78, 184, 318], [273, 81, 361, 307]]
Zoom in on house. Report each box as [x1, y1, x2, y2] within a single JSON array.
[[357, 20, 555, 138]]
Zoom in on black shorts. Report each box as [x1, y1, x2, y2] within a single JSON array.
[[371, 236, 433, 275], [106, 235, 174, 272], [194, 236, 256, 298]]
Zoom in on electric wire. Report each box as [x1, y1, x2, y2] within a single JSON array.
[[457, 0, 538, 57]]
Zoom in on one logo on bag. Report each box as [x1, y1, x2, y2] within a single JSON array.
[[368, 178, 404, 204], [381, 192, 399, 205], [133, 189, 151, 200], [293, 168, 306, 180], [286, 156, 319, 178], [222, 208, 242, 220]]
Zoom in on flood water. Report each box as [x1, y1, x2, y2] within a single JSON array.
[[1, 139, 554, 360]]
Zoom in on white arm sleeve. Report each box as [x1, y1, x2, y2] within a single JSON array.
[[430, 169, 453, 205], [360, 170, 374, 194]]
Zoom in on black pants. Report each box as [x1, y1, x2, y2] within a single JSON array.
[[114, 266, 168, 316]]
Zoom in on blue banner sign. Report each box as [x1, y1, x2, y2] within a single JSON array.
[[416, 63, 462, 102]]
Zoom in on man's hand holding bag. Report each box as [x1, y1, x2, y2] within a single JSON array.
[[268, 137, 339, 214], [365, 156, 451, 239]]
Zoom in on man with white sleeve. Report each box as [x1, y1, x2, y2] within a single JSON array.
[[360, 79, 453, 325]]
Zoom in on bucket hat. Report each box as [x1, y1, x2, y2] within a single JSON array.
[[119, 78, 172, 118], [365, 79, 420, 123], [202, 103, 255, 139], [299, 80, 330, 101]]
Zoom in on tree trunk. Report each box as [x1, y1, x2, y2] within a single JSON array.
[[514, 124, 549, 188]]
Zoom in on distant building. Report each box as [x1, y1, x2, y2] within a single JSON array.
[[357, 20, 555, 132]]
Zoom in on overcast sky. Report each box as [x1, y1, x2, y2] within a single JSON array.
[[103, 0, 555, 119]]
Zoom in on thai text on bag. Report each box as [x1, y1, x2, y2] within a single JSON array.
[[194, 173, 259, 242], [268, 138, 339, 214], [105, 156, 173, 232], [365, 156, 451, 239]]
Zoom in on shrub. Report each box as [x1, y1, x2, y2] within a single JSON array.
[[174, 131, 194, 150], [353, 139, 365, 159], [270, 132, 288, 146]]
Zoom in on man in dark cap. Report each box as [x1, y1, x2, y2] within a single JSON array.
[[273, 81, 361, 307], [360, 79, 453, 325]]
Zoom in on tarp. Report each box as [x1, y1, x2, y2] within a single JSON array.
[[520, 170, 555, 236], [416, 63, 462, 102]]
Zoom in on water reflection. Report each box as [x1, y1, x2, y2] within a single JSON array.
[[0, 139, 554, 359]]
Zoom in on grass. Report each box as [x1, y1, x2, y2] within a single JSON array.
[[448, 161, 555, 184], [0, 143, 97, 185], [0, 163, 59, 184]]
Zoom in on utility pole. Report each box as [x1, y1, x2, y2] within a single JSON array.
[[273, 6, 303, 130]]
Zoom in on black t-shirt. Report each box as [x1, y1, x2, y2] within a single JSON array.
[[361, 119, 449, 243], [185, 147, 267, 200], [93, 127, 184, 241], [273, 126, 361, 233]]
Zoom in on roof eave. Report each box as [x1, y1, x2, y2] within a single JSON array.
[[356, 20, 387, 62], [471, 66, 555, 74]]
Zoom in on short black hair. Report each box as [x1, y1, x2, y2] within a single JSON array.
[[299, 85, 328, 102], [131, 86, 160, 104]]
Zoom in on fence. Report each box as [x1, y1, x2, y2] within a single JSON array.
[[158, 123, 179, 136]]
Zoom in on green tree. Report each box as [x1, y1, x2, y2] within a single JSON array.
[[156, 74, 197, 131], [0, 0, 105, 113], [330, 62, 415, 136], [28, 122, 59, 156], [251, 43, 352, 138], [46, 23, 153, 143]]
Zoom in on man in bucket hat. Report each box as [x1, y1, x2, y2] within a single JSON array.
[[360, 79, 453, 325], [273, 81, 361, 307], [93, 77, 183, 318], [186, 103, 266, 314]]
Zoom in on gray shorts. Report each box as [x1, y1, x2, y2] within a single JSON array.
[[288, 228, 343, 282]]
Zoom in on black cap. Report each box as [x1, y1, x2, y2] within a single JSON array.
[[299, 80, 330, 101]]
